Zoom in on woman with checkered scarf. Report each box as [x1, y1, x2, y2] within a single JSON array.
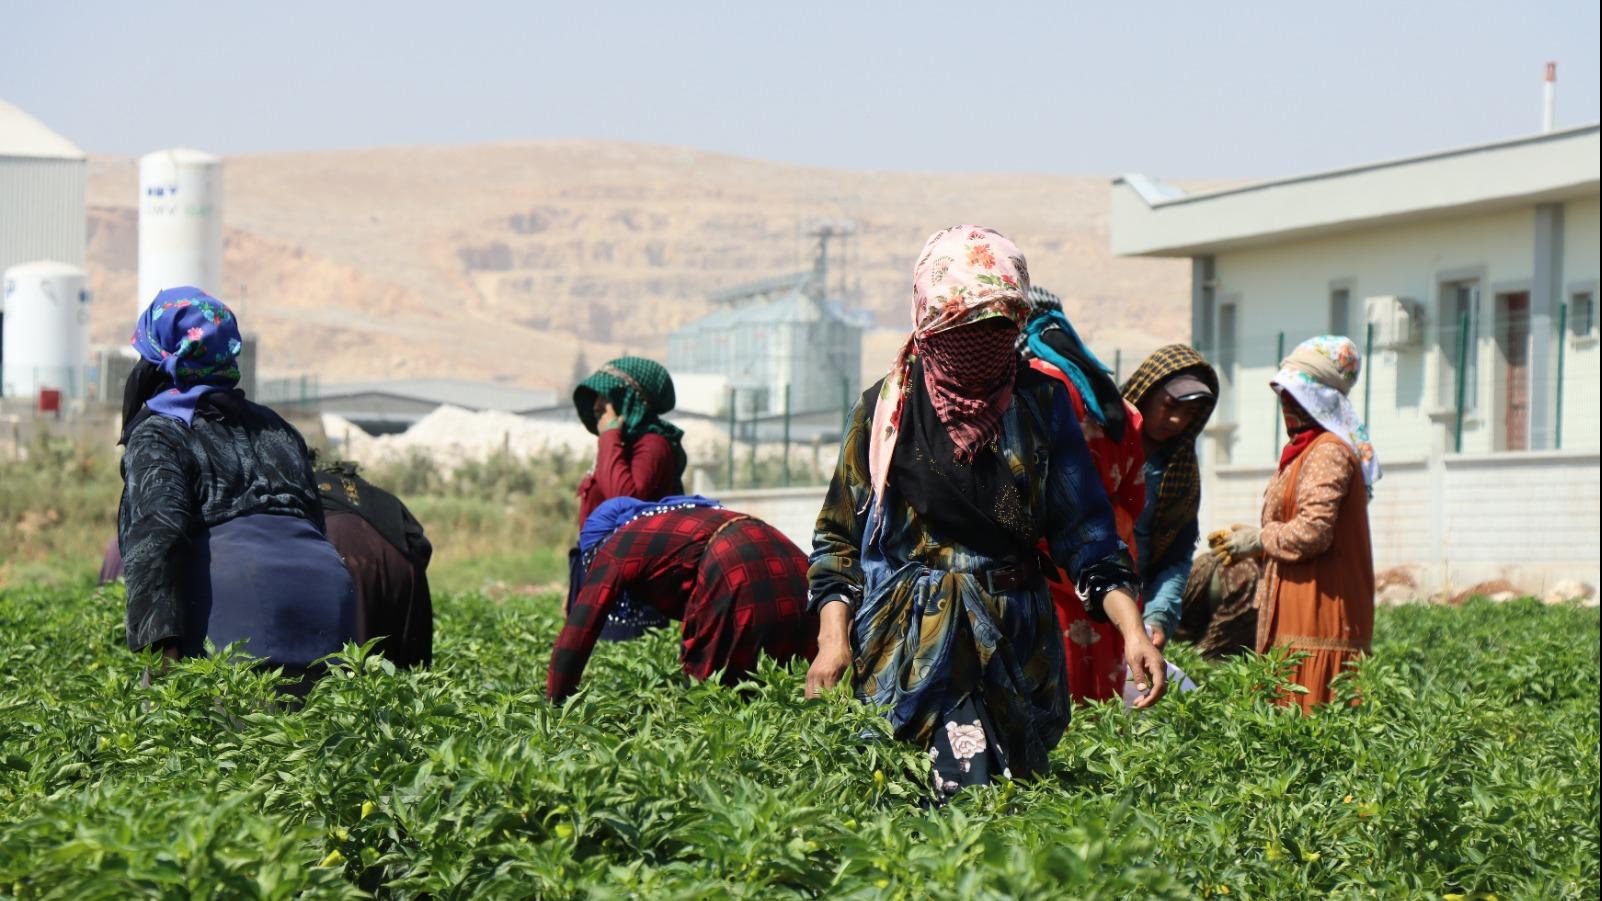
[[805, 226, 1167, 800]]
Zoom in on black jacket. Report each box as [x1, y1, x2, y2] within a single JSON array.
[[119, 392, 322, 651]]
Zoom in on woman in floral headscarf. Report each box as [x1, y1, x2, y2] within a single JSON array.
[[806, 226, 1166, 800], [119, 288, 355, 694], [568, 356, 687, 639], [1210, 335, 1378, 712]]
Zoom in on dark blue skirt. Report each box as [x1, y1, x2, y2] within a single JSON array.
[[180, 514, 358, 667]]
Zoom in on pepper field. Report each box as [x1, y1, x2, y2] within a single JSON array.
[[0, 585, 1596, 899]]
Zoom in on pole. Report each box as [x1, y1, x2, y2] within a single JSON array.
[[725, 387, 736, 489], [747, 406, 757, 488], [1555, 303, 1568, 449], [782, 383, 792, 488], [841, 376, 851, 438], [1362, 321, 1374, 426], [1454, 310, 1470, 453], [1542, 61, 1556, 133], [1272, 331, 1285, 455], [1113, 348, 1122, 383]]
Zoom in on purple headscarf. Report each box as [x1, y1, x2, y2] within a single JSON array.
[[131, 287, 244, 426]]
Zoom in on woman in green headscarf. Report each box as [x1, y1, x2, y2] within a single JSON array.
[[568, 356, 687, 638]]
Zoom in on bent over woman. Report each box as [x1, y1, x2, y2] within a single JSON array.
[[119, 288, 355, 689], [806, 226, 1166, 799], [547, 496, 817, 702], [318, 461, 434, 668]]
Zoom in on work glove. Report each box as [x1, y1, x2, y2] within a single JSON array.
[[1208, 524, 1262, 566]]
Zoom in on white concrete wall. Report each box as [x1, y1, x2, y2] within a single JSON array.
[[1561, 197, 1601, 452], [711, 486, 827, 553], [1439, 451, 1600, 592]]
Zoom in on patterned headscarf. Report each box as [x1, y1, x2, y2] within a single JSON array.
[[1021, 285, 1118, 430], [1271, 335, 1380, 487], [130, 287, 243, 426], [867, 225, 1032, 508], [1121, 344, 1219, 571], [573, 356, 685, 446]]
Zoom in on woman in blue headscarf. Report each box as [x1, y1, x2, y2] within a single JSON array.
[[118, 287, 356, 692]]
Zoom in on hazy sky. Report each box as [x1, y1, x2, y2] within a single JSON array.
[[5, 0, 1598, 178]]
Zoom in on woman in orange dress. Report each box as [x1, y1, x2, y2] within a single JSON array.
[[1212, 335, 1380, 712], [1018, 287, 1146, 703]]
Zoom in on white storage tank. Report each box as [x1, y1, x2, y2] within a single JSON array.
[[138, 147, 223, 314], [1, 261, 92, 398]]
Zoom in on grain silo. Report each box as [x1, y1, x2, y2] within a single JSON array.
[[138, 147, 223, 313], [1, 261, 91, 398]]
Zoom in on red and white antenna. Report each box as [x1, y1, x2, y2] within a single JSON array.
[[1543, 61, 1556, 133]]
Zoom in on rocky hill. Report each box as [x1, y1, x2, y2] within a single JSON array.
[[86, 141, 1203, 388]]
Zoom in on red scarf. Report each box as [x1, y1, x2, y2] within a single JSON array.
[[917, 321, 1019, 463], [1279, 426, 1324, 471]]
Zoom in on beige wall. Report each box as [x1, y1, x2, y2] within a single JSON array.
[[1208, 201, 1599, 466], [1562, 197, 1601, 452]]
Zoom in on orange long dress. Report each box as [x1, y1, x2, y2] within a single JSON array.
[[1029, 360, 1146, 703], [1254, 432, 1375, 713]]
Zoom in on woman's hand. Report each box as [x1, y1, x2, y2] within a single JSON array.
[[805, 600, 853, 699], [596, 400, 623, 432], [1102, 589, 1167, 708], [1210, 524, 1262, 565], [1123, 634, 1167, 709]]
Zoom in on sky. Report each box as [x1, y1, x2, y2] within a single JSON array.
[[4, 0, 1599, 179]]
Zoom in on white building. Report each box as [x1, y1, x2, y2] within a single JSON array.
[[0, 100, 84, 275], [1113, 124, 1600, 597], [1, 101, 87, 399]]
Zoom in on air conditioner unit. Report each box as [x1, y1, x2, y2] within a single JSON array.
[[1364, 295, 1422, 350]]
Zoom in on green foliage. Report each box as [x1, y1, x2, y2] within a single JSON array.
[[0, 585, 1596, 898], [0, 446, 586, 594], [0, 436, 120, 591]]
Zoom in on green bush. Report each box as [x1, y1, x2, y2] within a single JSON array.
[[0, 585, 1595, 898], [0, 446, 585, 594]]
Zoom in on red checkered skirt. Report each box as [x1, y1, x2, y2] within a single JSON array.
[[680, 517, 817, 682]]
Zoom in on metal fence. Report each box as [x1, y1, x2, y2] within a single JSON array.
[[1190, 309, 1598, 465], [713, 304, 1600, 490]]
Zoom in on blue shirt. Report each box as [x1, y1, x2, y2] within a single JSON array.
[[1132, 445, 1197, 637]]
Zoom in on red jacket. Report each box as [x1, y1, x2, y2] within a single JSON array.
[[577, 430, 684, 524]]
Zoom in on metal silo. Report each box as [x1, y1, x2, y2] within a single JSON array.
[[1, 261, 91, 398], [138, 147, 223, 314]]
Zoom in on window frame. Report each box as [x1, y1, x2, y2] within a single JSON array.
[[1568, 281, 1598, 342], [1328, 278, 1355, 337], [1436, 268, 1487, 415]]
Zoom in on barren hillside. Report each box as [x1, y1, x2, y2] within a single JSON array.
[[86, 142, 1203, 388]]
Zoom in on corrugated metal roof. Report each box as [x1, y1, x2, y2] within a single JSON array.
[[671, 284, 844, 336], [0, 100, 85, 160], [316, 378, 557, 413]]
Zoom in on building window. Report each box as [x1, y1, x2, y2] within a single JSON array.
[[1217, 303, 1237, 372], [1571, 292, 1595, 339], [1441, 281, 1480, 411], [1329, 286, 1351, 336]]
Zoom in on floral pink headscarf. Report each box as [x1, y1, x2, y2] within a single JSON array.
[[866, 225, 1032, 511]]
